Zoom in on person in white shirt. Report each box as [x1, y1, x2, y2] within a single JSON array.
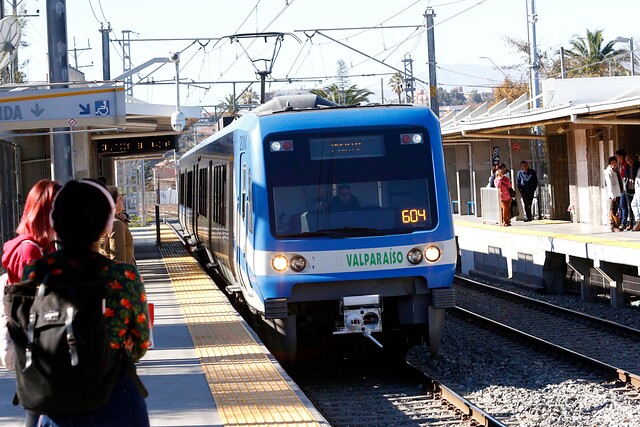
[[604, 156, 623, 232]]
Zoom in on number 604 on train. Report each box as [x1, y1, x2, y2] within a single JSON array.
[[178, 95, 456, 361]]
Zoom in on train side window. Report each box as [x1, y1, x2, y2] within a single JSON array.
[[198, 168, 208, 216], [210, 164, 227, 227], [186, 171, 194, 209], [241, 163, 247, 220], [221, 164, 227, 226], [247, 171, 253, 233], [179, 172, 185, 205]]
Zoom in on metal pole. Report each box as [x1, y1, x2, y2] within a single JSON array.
[[100, 24, 111, 80], [141, 159, 146, 227], [47, 0, 73, 183], [175, 60, 180, 109], [528, 0, 540, 109], [630, 39, 635, 76], [155, 168, 161, 245], [560, 47, 566, 79], [259, 71, 267, 104], [424, 7, 439, 117]]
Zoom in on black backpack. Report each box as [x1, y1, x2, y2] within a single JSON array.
[[4, 252, 142, 414]]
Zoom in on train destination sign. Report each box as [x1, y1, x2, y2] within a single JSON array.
[[0, 86, 126, 131]]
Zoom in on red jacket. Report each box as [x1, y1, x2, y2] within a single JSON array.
[[1, 234, 46, 283], [495, 176, 513, 202]]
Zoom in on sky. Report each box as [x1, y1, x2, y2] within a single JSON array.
[[11, 0, 640, 110]]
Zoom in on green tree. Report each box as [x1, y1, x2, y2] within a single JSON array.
[[469, 89, 483, 103], [437, 87, 451, 106], [564, 29, 625, 77], [310, 84, 373, 105], [388, 72, 404, 103], [220, 94, 237, 114], [450, 87, 466, 105], [239, 88, 259, 105]]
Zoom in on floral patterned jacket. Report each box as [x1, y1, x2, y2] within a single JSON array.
[[22, 250, 151, 362]]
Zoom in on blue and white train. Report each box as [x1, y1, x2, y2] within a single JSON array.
[[178, 95, 455, 359]]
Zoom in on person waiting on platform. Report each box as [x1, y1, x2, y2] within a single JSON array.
[[516, 161, 538, 222], [494, 169, 513, 227], [604, 156, 623, 232], [615, 149, 629, 230], [101, 186, 136, 266], [630, 154, 640, 231], [623, 153, 639, 230], [329, 184, 361, 212]]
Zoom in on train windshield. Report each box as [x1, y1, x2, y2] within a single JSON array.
[[265, 127, 438, 238]]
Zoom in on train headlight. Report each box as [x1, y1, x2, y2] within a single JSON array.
[[270, 141, 282, 152], [400, 133, 424, 145], [424, 245, 441, 263], [406, 248, 424, 265], [289, 255, 307, 272], [271, 255, 288, 272]]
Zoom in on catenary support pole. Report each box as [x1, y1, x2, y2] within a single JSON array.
[[47, 0, 73, 183], [425, 7, 439, 117]]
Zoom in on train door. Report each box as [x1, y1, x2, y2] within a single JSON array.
[[235, 152, 250, 289], [190, 165, 197, 242], [208, 161, 213, 251]]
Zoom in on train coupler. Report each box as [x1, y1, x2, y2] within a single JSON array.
[[333, 294, 383, 348]]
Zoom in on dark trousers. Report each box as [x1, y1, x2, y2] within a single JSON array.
[[609, 197, 620, 226], [521, 190, 536, 220], [625, 192, 635, 225], [619, 193, 629, 225], [37, 372, 149, 427]]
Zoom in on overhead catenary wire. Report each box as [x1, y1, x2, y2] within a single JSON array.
[[95, 0, 501, 105]]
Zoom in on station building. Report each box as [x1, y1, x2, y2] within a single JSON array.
[[442, 75, 640, 307], [442, 75, 640, 226], [0, 75, 202, 248]]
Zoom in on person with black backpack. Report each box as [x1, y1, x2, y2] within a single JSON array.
[[5, 179, 151, 427]]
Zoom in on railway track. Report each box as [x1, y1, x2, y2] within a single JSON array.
[[454, 275, 640, 385], [287, 353, 506, 427], [407, 310, 640, 426]]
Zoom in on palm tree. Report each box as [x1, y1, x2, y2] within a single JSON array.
[[388, 73, 404, 103], [220, 94, 237, 114], [310, 84, 373, 105], [564, 29, 625, 77], [239, 89, 259, 105]]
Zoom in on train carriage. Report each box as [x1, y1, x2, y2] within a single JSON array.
[[178, 95, 455, 359]]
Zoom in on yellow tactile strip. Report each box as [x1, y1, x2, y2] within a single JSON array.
[[156, 226, 322, 427], [455, 219, 640, 249]]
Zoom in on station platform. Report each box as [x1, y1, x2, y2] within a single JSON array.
[[454, 214, 640, 306], [0, 225, 328, 427]]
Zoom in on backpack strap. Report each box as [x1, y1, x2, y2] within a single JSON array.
[[65, 306, 79, 366], [24, 273, 49, 371]]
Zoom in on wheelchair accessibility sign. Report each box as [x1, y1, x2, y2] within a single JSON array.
[[95, 100, 110, 116], [0, 86, 125, 131]]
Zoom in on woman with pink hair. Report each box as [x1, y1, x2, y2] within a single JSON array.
[[2, 179, 61, 283]]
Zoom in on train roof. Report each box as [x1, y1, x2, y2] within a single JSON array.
[[250, 94, 419, 116], [180, 96, 431, 161]]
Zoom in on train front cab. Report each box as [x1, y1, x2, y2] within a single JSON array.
[[246, 107, 456, 358]]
